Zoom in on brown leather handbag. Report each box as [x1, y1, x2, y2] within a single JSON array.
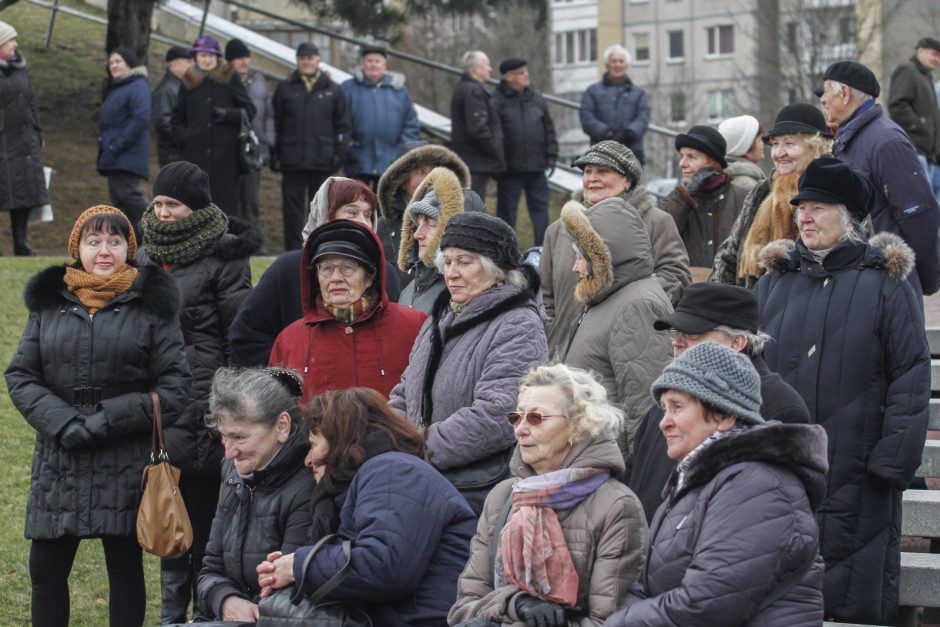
[[136, 391, 193, 559]]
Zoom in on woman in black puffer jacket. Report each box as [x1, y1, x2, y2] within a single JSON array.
[[137, 161, 262, 624]]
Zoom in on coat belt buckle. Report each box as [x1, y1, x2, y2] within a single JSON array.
[[72, 386, 102, 406]]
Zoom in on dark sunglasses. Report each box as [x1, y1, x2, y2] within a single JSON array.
[[507, 411, 565, 427]]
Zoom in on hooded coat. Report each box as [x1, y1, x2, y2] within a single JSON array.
[[558, 200, 672, 453], [97, 66, 151, 180], [171, 61, 255, 216], [607, 423, 829, 627], [579, 74, 650, 163], [5, 264, 190, 539], [137, 217, 262, 476], [448, 436, 648, 627], [268, 221, 426, 403], [450, 73, 505, 174], [0, 52, 48, 212], [755, 232, 930, 625]]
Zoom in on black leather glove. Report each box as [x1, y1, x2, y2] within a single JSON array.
[[619, 129, 636, 145], [515, 594, 567, 627], [453, 620, 500, 627], [269, 156, 281, 173], [59, 419, 95, 450], [212, 106, 227, 123], [83, 410, 110, 445], [685, 166, 720, 195]]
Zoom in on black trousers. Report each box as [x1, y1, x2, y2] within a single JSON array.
[[470, 171, 496, 205], [107, 172, 148, 242], [237, 170, 261, 228], [30, 535, 145, 627], [497, 172, 550, 246], [282, 169, 331, 251]]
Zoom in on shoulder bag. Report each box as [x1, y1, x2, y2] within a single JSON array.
[[237, 108, 263, 175]]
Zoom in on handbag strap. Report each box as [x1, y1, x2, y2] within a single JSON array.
[[289, 534, 354, 606], [148, 391, 167, 463]]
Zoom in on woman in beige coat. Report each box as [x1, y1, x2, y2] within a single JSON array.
[[448, 363, 648, 627]]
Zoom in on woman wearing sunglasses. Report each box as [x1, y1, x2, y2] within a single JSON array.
[[449, 363, 647, 627]]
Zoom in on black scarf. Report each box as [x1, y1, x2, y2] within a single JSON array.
[[140, 203, 228, 265]]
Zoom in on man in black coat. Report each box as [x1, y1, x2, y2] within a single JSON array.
[[623, 282, 811, 523], [449, 50, 504, 202], [152, 46, 192, 167], [272, 42, 351, 251], [493, 58, 557, 246]]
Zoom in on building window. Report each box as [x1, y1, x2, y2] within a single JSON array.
[[667, 30, 684, 62], [671, 93, 686, 123], [554, 29, 597, 65], [633, 32, 650, 63], [707, 89, 736, 121], [706, 24, 734, 57]]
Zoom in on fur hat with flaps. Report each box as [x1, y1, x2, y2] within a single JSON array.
[[398, 166, 467, 270]]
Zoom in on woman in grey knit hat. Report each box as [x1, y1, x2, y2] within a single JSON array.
[[607, 341, 828, 627]]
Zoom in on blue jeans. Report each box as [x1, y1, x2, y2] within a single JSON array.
[[496, 172, 550, 246], [916, 154, 940, 204]]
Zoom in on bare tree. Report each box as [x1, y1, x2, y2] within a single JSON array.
[[106, 0, 157, 61]]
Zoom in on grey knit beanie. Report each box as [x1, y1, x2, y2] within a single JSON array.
[[408, 189, 441, 223], [651, 342, 764, 425]]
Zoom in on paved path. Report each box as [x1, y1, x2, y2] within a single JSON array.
[[927, 293, 940, 327]]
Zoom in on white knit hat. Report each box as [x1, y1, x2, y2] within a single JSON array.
[[0, 22, 17, 48], [718, 115, 760, 158]]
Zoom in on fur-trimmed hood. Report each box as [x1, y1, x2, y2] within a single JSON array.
[[0, 50, 26, 74], [758, 231, 915, 281], [560, 198, 654, 306], [351, 67, 406, 90], [23, 263, 181, 320], [377, 144, 471, 222], [398, 166, 468, 271], [302, 176, 379, 243], [181, 59, 235, 90]]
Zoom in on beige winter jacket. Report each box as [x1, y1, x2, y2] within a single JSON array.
[[448, 437, 648, 626]]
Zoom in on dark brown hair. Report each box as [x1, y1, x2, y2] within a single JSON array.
[[327, 179, 377, 221], [300, 387, 426, 492]]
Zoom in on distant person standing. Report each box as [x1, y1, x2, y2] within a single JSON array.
[[341, 46, 420, 189], [172, 36, 255, 218], [493, 58, 557, 246], [888, 36, 940, 201], [580, 44, 650, 164], [225, 38, 274, 229], [152, 46, 193, 167], [450, 50, 505, 201], [273, 42, 350, 251], [0, 20, 47, 256], [97, 47, 151, 241]]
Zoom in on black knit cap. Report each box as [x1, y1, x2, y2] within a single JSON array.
[[499, 57, 527, 74], [152, 161, 212, 211], [790, 156, 874, 222], [165, 46, 190, 63], [111, 46, 138, 68], [675, 125, 728, 169], [763, 102, 833, 141], [822, 61, 880, 98], [309, 219, 380, 271], [225, 38, 250, 61], [654, 283, 759, 334], [440, 212, 522, 271]]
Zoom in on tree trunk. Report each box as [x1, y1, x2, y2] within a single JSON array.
[[106, 0, 156, 63]]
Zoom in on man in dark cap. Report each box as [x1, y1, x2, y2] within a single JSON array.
[[818, 59, 940, 298], [272, 42, 351, 251], [623, 282, 811, 524], [888, 36, 940, 203], [492, 58, 557, 246], [151, 46, 193, 166]]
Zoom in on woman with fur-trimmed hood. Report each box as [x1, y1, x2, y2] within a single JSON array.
[[171, 36, 254, 218], [397, 166, 484, 313], [560, 200, 673, 454], [756, 158, 930, 626]]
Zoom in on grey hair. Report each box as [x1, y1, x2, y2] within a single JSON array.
[[712, 325, 772, 357], [461, 50, 486, 72], [793, 202, 866, 244], [434, 249, 527, 290], [206, 367, 301, 429], [603, 44, 630, 65], [828, 80, 873, 104], [519, 364, 624, 442]]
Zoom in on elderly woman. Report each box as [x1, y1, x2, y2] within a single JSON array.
[[195, 367, 313, 623], [541, 141, 689, 359], [256, 387, 476, 625], [269, 218, 425, 401], [756, 158, 930, 625], [558, 200, 672, 452], [449, 363, 648, 627], [712, 103, 834, 287], [389, 212, 548, 514], [718, 114, 766, 190], [606, 342, 827, 626], [398, 166, 484, 313], [5, 205, 189, 626]]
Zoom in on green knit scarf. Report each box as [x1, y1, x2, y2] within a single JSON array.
[[141, 203, 229, 265]]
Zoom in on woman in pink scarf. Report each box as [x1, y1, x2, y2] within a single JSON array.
[[449, 363, 648, 627]]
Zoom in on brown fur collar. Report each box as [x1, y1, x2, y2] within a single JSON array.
[[377, 144, 470, 221], [738, 172, 800, 280], [758, 231, 915, 280], [398, 167, 465, 270], [181, 60, 235, 90], [561, 201, 613, 305]]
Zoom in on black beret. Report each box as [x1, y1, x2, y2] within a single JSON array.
[[499, 58, 527, 74], [296, 42, 320, 57], [822, 61, 880, 98]]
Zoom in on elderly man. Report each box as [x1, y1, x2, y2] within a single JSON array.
[[341, 46, 420, 188], [450, 50, 505, 201], [888, 36, 940, 201], [622, 282, 810, 523], [152, 46, 193, 167], [820, 60, 940, 297], [580, 44, 650, 163]]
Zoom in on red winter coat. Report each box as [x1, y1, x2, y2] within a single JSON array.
[[269, 225, 426, 403]]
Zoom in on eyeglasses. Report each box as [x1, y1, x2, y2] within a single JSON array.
[[507, 411, 565, 427], [668, 330, 702, 341], [315, 261, 360, 278]]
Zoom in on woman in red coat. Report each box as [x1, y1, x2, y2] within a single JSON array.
[[269, 219, 426, 402]]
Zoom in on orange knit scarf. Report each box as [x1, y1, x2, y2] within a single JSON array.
[[63, 265, 138, 314], [738, 172, 801, 280]]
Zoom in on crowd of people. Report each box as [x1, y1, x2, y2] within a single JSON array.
[[3, 19, 940, 627]]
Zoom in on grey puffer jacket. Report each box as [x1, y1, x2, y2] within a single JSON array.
[[449, 437, 648, 626], [5, 264, 190, 539], [388, 265, 548, 471], [606, 423, 829, 627]]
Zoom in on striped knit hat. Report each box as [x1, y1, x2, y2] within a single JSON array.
[[68, 205, 137, 260], [572, 140, 643, 184]]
